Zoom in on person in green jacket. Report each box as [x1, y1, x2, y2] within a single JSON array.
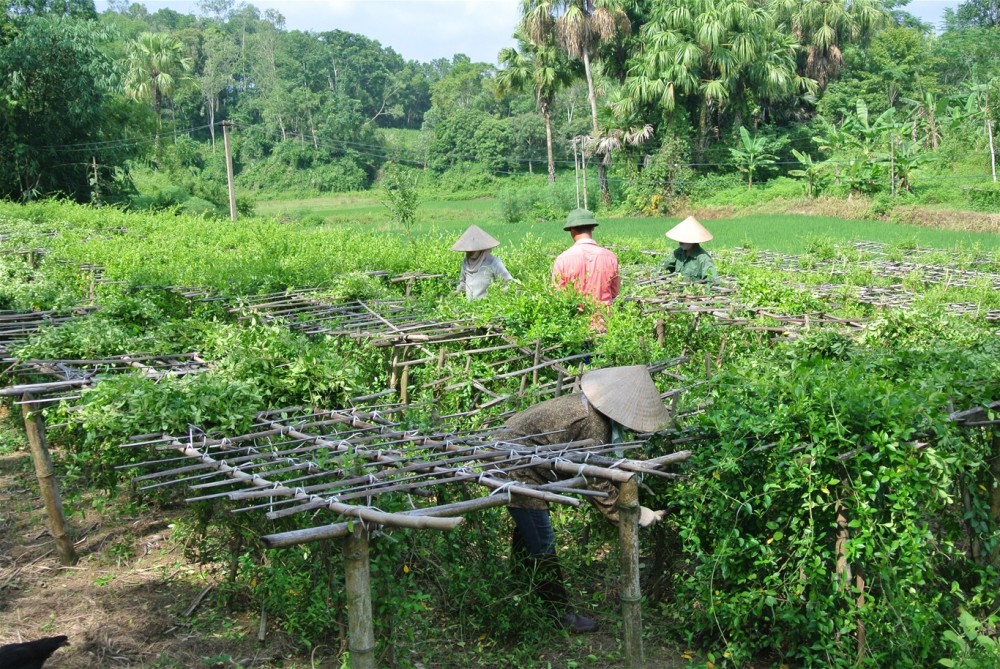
[[659, 215, 717, 282]]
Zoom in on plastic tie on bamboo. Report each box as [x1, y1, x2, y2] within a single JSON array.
[[489, 481, 516, 501]]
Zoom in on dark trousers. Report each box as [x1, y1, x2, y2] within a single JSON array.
[[508, 507, 556, 557], [507, 507, 568, 615]]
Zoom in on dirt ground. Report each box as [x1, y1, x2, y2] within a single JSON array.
[[1, 446, 688, 669], [0, 449, 328, 668]]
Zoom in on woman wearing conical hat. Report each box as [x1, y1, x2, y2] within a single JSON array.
[[492, 365, 670, 634], [659, 216, 717, 282], [451, 225, 514, 300]]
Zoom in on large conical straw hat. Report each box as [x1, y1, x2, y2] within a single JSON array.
[[451, 225, 500, 252], [580, 365, 671, 433], [666, 216, 713, 244]]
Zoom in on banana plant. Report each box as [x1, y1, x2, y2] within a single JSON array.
[[789, 149, 829, 197], [730, 126, 778, 189]]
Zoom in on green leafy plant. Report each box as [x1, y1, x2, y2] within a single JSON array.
[[377, 161, 421, 233], [729, 126, 779, 189]]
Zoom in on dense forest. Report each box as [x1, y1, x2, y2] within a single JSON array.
[[1, 0, 999, 216]]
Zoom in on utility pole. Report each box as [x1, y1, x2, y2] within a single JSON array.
[[988, 118, 997, 184], [222, 120, 237, 221], [91, 156, 100, 205]]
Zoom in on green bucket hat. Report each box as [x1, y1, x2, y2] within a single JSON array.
[[563, 208, 599, 231]]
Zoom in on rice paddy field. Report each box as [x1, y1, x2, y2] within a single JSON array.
[[256, 194, 1000, 253]]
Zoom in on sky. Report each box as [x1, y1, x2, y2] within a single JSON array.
[[98, 0, 964, 65]]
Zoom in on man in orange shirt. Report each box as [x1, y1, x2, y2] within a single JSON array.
[[552, 209, 620, 329]]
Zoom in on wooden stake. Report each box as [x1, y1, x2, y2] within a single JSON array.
[[617, 476, 644, 669], [389, 349, 399, 390], [20, 393, 77, 566], [399, 346, 410, 405], [344, 526, 376, 669]]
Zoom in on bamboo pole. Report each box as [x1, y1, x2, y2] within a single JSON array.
[[344, 527, 376, 669], [263, 476, 603, 547], [20, 393, 77, 566], [617, 476, 643, 668]]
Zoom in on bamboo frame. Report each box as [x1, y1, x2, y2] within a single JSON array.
[[21, 392, 77, 566]]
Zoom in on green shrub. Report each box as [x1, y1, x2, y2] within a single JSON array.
[[496, 179, 582, 224], [657, 336, 1000, 666], [966, 186, 1000, 212], [687, 173, 745, 203], [432, 161, 498, 197]]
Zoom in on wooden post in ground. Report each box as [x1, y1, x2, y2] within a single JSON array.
[[344, 526, 375, 669], [20, 393, 77, 566], [399, 346, 410, 406], [617, 476, 644, 669]]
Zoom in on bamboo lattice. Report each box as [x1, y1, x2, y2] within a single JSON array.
[[122, 404, 692, 546], [0, 353, 211, 402]]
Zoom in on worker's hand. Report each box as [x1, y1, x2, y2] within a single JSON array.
[[638, 507, 665, 528]]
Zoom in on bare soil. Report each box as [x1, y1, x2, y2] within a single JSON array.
[[0, 449, 321, 669]]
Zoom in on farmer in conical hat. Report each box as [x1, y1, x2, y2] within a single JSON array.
[[659, 215, 717, 282], [451, 225, 514, 300], [492, 365, 670, 634]]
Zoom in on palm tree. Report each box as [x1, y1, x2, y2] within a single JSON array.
[[768, 0, 887, 87], [124, 32, 194, 141], [520, 0, 630, 202], [520, 0, 630, 133], [586, 90, 653, 204], [497, 36, 575, 184], [623, 0, 813, 157]]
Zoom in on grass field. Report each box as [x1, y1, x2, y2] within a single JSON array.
[[255, 193, 1000, 253]]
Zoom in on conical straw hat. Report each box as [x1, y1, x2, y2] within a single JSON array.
[[580, 365, 671, 433], [451, 225, 500, 252], [666, 216, 713, 244]]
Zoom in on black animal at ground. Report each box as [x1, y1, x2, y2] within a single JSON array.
[[0, 635, 70, 669]]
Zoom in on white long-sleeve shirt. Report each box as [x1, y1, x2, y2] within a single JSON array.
[[457, 252, 513, 300]]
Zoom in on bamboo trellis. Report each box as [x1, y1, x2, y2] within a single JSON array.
[[730, 246, 1000, 291], [226, 287, 659, 419], [623, 277, 870, 340], [125, 403, 692, 669], [0, 353, 210, 404], [0, 307, 98, 359], [231, 292, 479, 344]]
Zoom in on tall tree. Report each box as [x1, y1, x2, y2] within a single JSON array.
[[623, 0, 813, 156], [519, 0, 630, 132], [0, 16, 138, 201], [944, 0, 1000, 29], [123, 31, 193, 139], [497, 35, 575, 183], [519, 0, 631, 202], [769, 0, 887, 87], [198, 25, 236, 151], [4, 0, 96, 19]]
